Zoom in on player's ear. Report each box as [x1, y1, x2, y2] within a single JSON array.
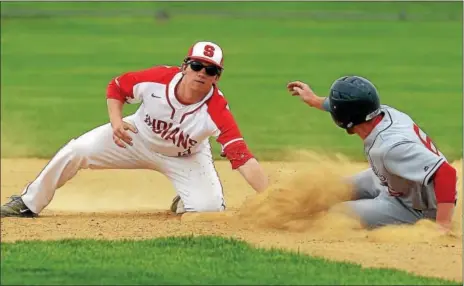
[[181, 58, 189, 75], [214, 70, 223, 83]]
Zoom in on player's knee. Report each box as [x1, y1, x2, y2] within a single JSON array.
[[188, 196, 225, 212], [329, 201, 358, 218], [329, 200, 378, 228], [65, 138, 94, 167]]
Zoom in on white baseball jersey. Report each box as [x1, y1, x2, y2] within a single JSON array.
[[108, 65, 245, 159], [364, 105, 450, 211]]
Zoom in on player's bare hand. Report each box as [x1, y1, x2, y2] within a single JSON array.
[[437, 221, 455, 236], [287, 81, 318, 105], [112, 121, 138, 148]]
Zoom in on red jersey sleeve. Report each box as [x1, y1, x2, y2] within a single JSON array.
[[106, 65, 180, 103], [433, 161, 458, 204], [207, 90, 254, 169]]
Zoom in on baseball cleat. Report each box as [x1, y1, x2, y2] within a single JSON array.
[[170, 195, 185, 214], [1, 195, 37, 218]]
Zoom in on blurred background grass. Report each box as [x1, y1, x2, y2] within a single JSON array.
[[1, 1, 462, 161]]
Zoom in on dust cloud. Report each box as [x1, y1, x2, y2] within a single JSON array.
[[235, 151, 462, 243]]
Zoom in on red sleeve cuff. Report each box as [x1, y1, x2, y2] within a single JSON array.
[[221, 141, 254, 169], [433, 162, 457, 204]]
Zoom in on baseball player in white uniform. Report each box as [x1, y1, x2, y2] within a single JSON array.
[[287, 76, 457, 232], [1, 41, 269, 218]]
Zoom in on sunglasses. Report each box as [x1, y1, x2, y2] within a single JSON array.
[[188, 61, 222, 76]]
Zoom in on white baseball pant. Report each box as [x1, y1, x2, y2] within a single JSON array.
[[21, 116, 225, 214]]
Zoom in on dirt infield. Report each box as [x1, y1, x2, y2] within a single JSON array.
[[1, 155, 462, 282]]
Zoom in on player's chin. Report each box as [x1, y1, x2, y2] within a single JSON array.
[[346, 128, 355, 135]]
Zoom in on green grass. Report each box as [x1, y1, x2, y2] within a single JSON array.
[[1, 2, 462, 161], [0, 236, 459, 285], [1, 1, 462, 16]]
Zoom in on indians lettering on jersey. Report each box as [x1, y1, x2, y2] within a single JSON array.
[[144, 114, 198, 156]]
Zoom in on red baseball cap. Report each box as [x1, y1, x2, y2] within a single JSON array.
[[186, 41, 224, 69]]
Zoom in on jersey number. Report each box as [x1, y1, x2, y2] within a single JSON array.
[[203, 45, 215, 57], [177, 148, 192, 157], [413, 124, 439, 156]]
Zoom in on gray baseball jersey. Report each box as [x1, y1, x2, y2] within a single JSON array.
[[364, 105, 449, 211]]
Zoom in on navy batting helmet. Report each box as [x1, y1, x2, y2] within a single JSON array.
[[327, 76, 381, 129]]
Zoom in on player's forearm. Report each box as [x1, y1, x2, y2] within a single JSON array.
[[436, 203, 455, 230], [307, 96, 329, 111], [107, 98, 125, 126], [237, 158, 269, 193]]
